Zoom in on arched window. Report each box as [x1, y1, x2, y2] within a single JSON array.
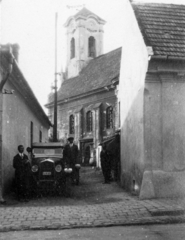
[[86, 111, 93, 132], [70, 38, 75, 59], [88, 36, 96, 58], [106, 106, 113, 129], [69, 115, 75, 134]]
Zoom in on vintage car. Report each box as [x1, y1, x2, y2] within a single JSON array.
[[30, 142, 72, 196]]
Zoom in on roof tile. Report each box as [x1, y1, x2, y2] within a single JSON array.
[[51, 48, 121, 103], [132, 2, 185, 57]]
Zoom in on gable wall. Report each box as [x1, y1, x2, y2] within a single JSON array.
[[2, 80, 50, 194], [118, 0, 148, 192]]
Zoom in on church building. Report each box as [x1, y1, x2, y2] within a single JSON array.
[[46, 8, 121, 167]]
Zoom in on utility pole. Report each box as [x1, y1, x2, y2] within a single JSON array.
[[53, 12, 58, 142]]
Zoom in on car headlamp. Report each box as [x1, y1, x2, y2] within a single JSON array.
[[64, 168, 72, 174], [32, 165, 38, 172], [75, 164, 81, 169], [55, 164, 62, 172]]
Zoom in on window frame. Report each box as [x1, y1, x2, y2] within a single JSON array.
[[69, 114, 75, 134], [106, 106, 113, 129], [88, 36, 96, 58], [86, 111, 93, 132]]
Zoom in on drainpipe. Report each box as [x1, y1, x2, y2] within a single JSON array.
[[0, 45, 14, 204]]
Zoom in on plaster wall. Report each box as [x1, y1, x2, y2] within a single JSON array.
[[2, 80, 49, 193], [144, 77, 163, 172], [144, 71, 185, 172], [142, 72, 185, 198], [118, 0, 148, 191], [162, 79, 185, 172], [66, 17, 104, 78]]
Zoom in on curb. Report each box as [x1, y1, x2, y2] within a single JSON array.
[[0, 215, 185, 232], [149, 209, 185, 217]]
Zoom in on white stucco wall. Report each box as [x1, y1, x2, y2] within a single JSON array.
[[118, 0, 148, 191], [2, 79, 50, 193]]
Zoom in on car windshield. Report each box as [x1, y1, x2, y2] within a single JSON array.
[[33, 148, 63, 155]]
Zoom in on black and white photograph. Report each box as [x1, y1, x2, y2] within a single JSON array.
[[0, 0, 185, 239]]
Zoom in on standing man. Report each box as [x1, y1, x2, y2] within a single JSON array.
[[100, 144, 111, 184], [107, 133, 120, 181], [13, 145, 31, 202], [64, 137, 79, 184]]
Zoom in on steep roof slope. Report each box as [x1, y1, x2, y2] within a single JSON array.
[[55, 47, 121, 102], [132, 2, 185, 57]]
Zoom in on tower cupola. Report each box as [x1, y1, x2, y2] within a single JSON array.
[[64, 7, 106, 79]]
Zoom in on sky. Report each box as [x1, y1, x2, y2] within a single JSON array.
[[1, 0, 185, 113]]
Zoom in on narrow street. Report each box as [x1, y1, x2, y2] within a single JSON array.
[[4, 166, 128, 207], [1, 166, 185, 233]]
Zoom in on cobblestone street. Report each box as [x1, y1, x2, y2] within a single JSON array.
[[0, 167, 185, 232]]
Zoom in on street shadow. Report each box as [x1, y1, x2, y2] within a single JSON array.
[[1, 167, 135, 207]]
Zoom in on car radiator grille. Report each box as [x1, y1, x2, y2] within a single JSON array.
[[39, 160, 55, 181]]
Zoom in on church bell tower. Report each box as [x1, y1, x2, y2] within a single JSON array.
[[64, 7, 106, 79]]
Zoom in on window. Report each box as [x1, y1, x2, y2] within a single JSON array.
[[106, 106, 113, 129], [86, 111, 93, 132], [88, 36, 96, 58], [69, 115, 75, 134], [70, 38, 75, 59], [39, 130, 42, 143]]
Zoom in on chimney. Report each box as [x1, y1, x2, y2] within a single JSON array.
[[11, 44, 20, 62]]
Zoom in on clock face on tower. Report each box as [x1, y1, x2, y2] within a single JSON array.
[[88, 20, 96, 30]]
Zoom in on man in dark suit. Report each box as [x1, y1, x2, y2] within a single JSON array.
[[64, 137, 79, 184], [13, 145, 31, 202], [100, 144, 111, 184], [107, 133, 120, 182]]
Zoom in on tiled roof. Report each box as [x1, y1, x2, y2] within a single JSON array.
[[132, 2, 185, 57], [0, 49, 51, 126], [52, 47, 121, 103]]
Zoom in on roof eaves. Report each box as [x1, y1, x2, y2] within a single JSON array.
[[151, 55, 185, 61], [46, 85, 116, 108]]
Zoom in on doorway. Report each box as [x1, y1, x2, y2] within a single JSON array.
[[84, 145, 90, 165]]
